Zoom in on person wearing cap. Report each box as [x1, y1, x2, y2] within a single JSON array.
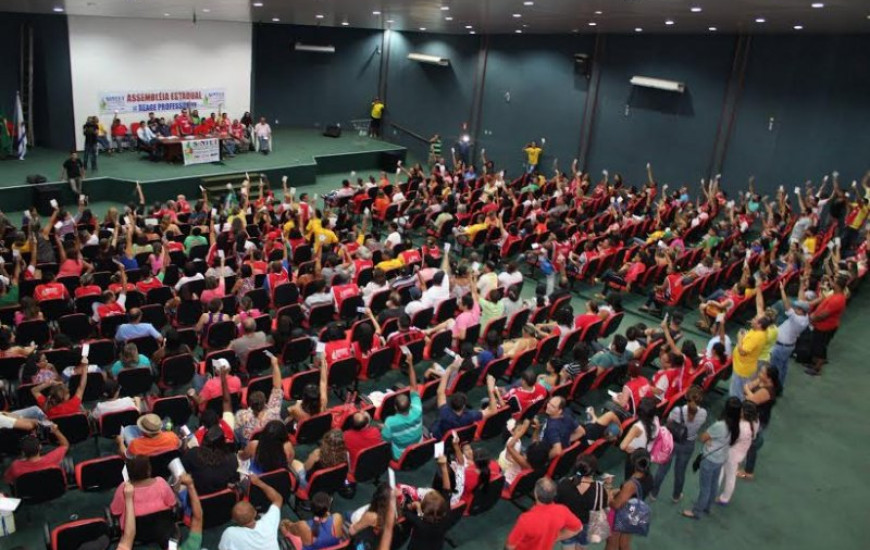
[[768, 280, 810, 390], [117, 412, 180, 457]]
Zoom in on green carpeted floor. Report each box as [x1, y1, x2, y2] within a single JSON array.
[[2, 174, 869, 550]]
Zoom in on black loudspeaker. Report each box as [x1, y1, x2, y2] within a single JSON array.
[[26, 174, 48, 185], [323, 124, 342, 138], [33, 185, 62, 216]]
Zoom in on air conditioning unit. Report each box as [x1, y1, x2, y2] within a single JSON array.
[[407, 53, 450, 66], [294, 42, 335, 53], [630, 75, 685, 93]]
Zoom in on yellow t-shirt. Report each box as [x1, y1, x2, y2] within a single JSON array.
[[758, 325, 778, 362], [733, 329, 766, 377], [465, 223, 489, 239], [227, 213, 247, 228], [305, 218, 323, 240], [282, 220, 296, 235], [371, 102, 384, 119], [313, 228, 338, 251], [848, 203, 869, 230], [376, 257, 404, 272], [525, 146, 542, 165]]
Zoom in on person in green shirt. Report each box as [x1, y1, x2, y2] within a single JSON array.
[[381, 349, 423, 459], [0, 256, 23, 308], [183, 226, 208, 254]]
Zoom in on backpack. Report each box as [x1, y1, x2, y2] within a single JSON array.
[[666, 406, 689, 445], [648, 424, 674, 464]]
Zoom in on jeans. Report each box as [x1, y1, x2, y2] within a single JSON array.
[[729, 371, 756, 400], [652, 439, 694, 499], [96, 135, 111, 152], [705, 289, 726, 301], [692, 459, 723, 516], [769, 343, 794, 389], [12, 405, 48, 422], [744, 427, 765, 474], [121, 425, 144, 447], [258, 136, 271, 152], [83, 144, 98, 170]]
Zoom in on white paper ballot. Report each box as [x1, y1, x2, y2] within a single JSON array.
[[121, 465, 130, 482], [434, 441, 445, 458], [0, 497, 22, 513], [50, 199, 58, 209], [388, 468, 396, 489], [168, 458, 186, 479], [81, 343, 90, 358]]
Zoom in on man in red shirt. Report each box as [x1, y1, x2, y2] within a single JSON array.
[[344, 411, 384, 464], [807, 274, 848, 376], [3, 423, 69, 484], [499, 369, 548, 419], [573, 300, 602, 330], [506, 477, 582, 550], [34, 271, 70, 302]]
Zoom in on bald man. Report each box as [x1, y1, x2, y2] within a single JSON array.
[[229, 317, 268, 365], [219, 475, 282, 550]]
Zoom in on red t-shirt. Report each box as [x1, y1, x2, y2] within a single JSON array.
[[813, 293, 846, 331], [165, 241, 184, 253], [136, 279, 164, 293], [97, 302, 126, 319], [324, 339, 355, 367], [503, 383, 548, 415], [194, 419, 235, 444], [400, 249, 422, 266], [332, 283, 360, 311], [3, 446, 68, 483], [507, 503, 582, 550], [75, 285, 102, 298], [345, 426, 384, 463], [34, 282, 69, 302], [36, 395, 82, 419], [574, 313, 600, 331], [625, 262, 646, 284]]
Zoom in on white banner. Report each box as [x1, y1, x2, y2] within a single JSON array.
[[182, 138, 220, 165], [98, 88, 226, 115]]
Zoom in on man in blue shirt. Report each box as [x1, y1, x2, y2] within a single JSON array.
[[429, 362, 499, 439], [539, 396, 583, 459], [115, 308, 163, 344]]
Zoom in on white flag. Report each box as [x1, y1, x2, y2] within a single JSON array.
[[14, 91, 26, 158]]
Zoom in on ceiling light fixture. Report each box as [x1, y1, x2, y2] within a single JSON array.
[[440, 6, 450, 11], [164, 13, 171, 17], [465, 25, 473, 29], [635, 27, 643, 32], [252, 2, 263, 7], [588, 22, 597, 27], [811, 2, 824, 7], [755, 17, 766, 23], [445, 16, 453, 21], [315, 14, 324, 19], [513, 13, 522, 18], [202, 8, 211, 13], [691, 7, 702, 13], [386, 19, 394, 23], [53, 7, 64, 12], [708, 26, 717, 31], [594, 10, 603, 15], [271, 17, 280, 22], [341, 21, 349, 26], [524, 1, 535, 5], [515, 29, 522, 33], [665, 19, 675, 25], [419, 27, 427, 31], [793, 24, 804, 29], [470, 30, 476, 34], [372, 11, 381, 15]]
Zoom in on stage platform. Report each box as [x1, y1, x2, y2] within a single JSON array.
[[0, 128, 406, 211]]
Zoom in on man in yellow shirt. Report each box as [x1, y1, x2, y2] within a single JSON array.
[[375, 249, 404, 273], [369, 97, 385, 138], [731, 316, 771, 399], [523, 141, 543, 174]]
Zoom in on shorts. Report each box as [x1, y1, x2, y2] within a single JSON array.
[[810, 328, 836, 360], [562, 523, 589, 546]]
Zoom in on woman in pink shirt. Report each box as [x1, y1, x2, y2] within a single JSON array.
[[109, 456, 177, 524], [56, 236, 93, 278]]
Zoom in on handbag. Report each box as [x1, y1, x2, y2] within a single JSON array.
[[612, 479, 651, 537], [667, 406, 689, 445], [692, 442, 728, 473], [588, 480, 611, 543]]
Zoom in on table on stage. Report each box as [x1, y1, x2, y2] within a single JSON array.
[[156, 135, 230, 163]]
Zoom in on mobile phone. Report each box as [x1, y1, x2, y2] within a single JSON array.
[[81, 343, 90, 359], [179, 425, 191, 438], [434, 441, 445, 458], [12, 249, 20, 259], [211, 207, 218, 218], [357, 306, 367, 314]]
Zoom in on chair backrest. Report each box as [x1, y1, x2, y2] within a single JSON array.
[[535, 334, 560, 365], [391, 438, 435, 471], [52, 413, 92, 445], [149, 448, 182, 479], [151, 395, 193, 427], [117, 367, 154, 397], [99, 408, 140, 439], [0, 355, 26, 382], [505, 308, 531, 339], [159, 353, 196, 388], [350, 442, 391, 484], [50, 518, 110, 550], [475, 406, 511, 440], [13, 466, 66, 503], [303, 462, 349, 499], [465, 473, 506, 516], [546, 440, 584, 478], [206, 320, 237, 349], [293, 411, 332, 445], [375, 387, 410, 421], [364, 346, 394, 380], [67, 372, 105, 402], [86, 339, 116, 367], [75, 455, 125, 491], [328, 357, 360, 389], [480, 356, 510, 384], [199, 488, 239, 529], [248, 468, 296, 512]]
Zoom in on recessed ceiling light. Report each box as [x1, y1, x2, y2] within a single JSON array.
[[341, 21, 349, 26], [419, 27, 427, 31], [465, 25, 473, 29], [202, 8, 211, 13], [53, 7, 64, 12], [252, 2, 263, 7], [524, 1, 535, 5], [515, 29, 522, 33], [163, 13, 171, 17], [469, 30, 476, 34], [440, 6, 450, 11], [315, 14, 324, 19], [594, 10, 603, 15], [445, 16, 453, 21], [635, 27, 643, 32], [271, 17, 279, 22], [811, 2, 824, 7], [755, 17, 766, 23], [513, 13, 522, 18], [588, 22, 597, 26], [572, 28, 579, 33], [386, 19, 394, 23], [372, 11, 381, 15], [794, 24, 804, 29], [665, 19, 675, 25], [708, 26, 717, 31], [690, 7, 702, 13]]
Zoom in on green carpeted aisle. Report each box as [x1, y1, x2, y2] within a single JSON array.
[[2, 173, 869, 550]]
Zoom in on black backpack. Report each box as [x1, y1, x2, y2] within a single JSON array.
[[666, 406, 689, 444]]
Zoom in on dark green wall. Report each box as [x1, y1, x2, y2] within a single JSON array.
[[722, 35, 870, 194], [0, 12, 74, 151], [252, 23, 382, 131]]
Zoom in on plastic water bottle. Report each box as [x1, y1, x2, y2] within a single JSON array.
[[163, 417, 174, 432]]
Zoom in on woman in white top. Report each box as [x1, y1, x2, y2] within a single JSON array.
[[619, 397, 660, 479], [497, 419, 550, 485], [717, 400, 759, 504]]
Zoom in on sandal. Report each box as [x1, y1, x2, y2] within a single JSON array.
[[681, 510, 699, 519], [736, 470, 754, 480]]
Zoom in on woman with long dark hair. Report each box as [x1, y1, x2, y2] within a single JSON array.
[[738, 365, 781, 480], [682, 397, 738, 519], [242, 420, 295, 474], [404, 490, 451, 550], [181, 425, 239, 494], [718, 400, 759, 504], [651, 385, 708, 502], [606, 449, 653, 550], [349, 482, 393, 538], [281, 492, 346, 550], [619, 397, 660, 479]]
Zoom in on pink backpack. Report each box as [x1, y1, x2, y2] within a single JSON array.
[[649, 425, 674, 464]]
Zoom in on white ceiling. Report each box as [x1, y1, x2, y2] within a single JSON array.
[[5, 0, 870, 34]]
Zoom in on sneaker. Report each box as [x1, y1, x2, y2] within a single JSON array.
[[672, 493, 683, 503]]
